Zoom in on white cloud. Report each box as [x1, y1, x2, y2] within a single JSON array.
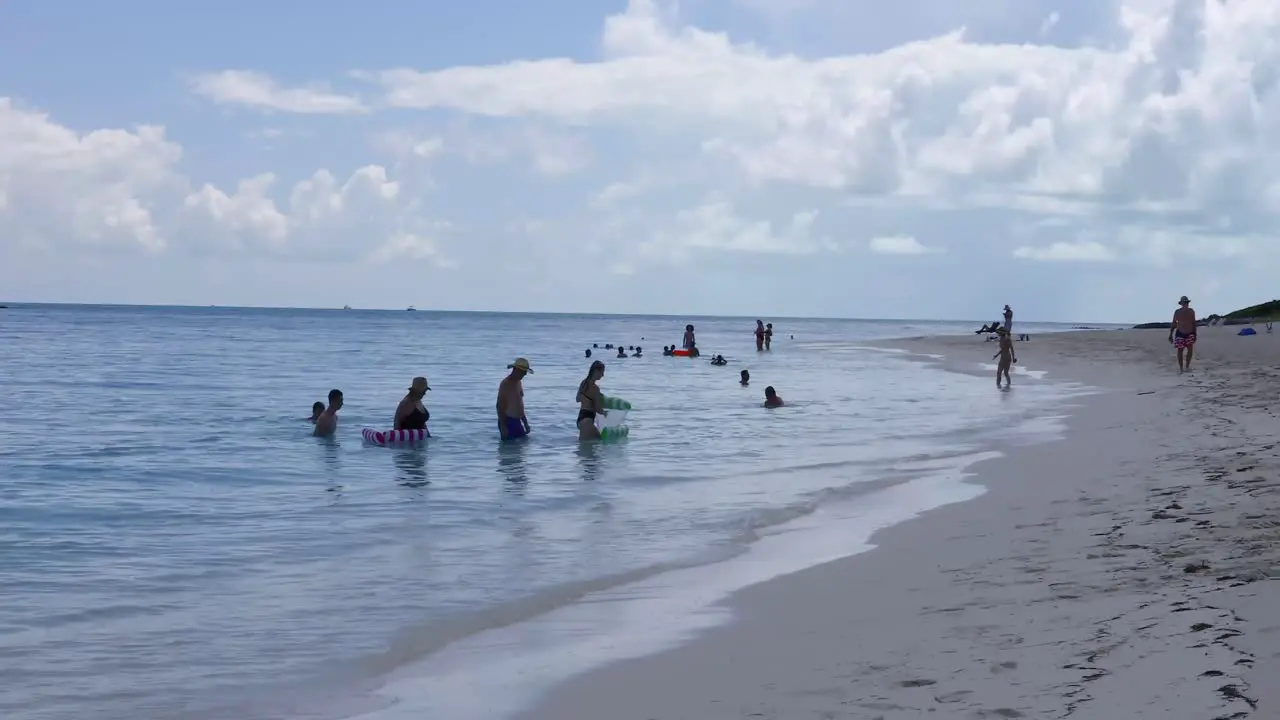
[[0, 98, 450, 266], [868, 235, 937, 255], [189, 70, 367, 115], [637, 200, 830, 266], [353, 0, 1280, 234], [1013, 240, 1116, 262]]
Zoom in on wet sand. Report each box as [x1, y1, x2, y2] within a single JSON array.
[[517, 326, 1280, 719]]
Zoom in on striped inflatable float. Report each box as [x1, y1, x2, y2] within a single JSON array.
[[361, 428, 429, 446]]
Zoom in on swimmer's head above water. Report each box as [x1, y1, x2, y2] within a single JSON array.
[[310, 401, 324, 422], [740, 369, 750, 385], [764, 386, 783, 407]]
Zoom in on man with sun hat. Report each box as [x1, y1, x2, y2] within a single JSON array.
[[497, 358, 534, 440]]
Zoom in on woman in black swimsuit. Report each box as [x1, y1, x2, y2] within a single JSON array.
[[576, 360, 607, 441], [394, 376, 431, 432]]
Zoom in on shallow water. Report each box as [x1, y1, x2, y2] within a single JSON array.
[[0, 305, 1104, 719]]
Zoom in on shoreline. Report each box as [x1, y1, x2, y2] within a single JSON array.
[[517, 326, 1280, 719]]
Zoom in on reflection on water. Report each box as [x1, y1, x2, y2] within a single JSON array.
[[575, 442, 602, 483], [496, 440, 529, 487], [393, 450, 429, 488]]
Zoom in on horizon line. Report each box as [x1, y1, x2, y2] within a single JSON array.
[[0, 300, 1133, 327]]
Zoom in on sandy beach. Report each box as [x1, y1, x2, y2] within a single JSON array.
[[518, 326, 1280, 719]]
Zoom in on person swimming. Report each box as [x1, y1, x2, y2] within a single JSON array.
[[394, 376, 431, 431], [617, 346, 627, 358], [663, 346, 673, 356], [633, 346, 643, 357], [710, 354, 727, 366], [314, 389, 343, 437], [309, 401, 324, 423], [576, 360, 608, 441], [764, 386, 783, 407], [740, 369, 750, 385], [585, 348, 592, 358]]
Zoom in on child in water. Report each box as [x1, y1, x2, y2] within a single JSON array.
[[740, 369, 750, 386], [764, 386, 783, 407], [310, 401, 325, 423]]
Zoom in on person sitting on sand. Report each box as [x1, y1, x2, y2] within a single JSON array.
[[575, 360, 608, 441], [497, 358, 533, 440], [394, 377, 431, 432], [1169, 295, 1197, 373], [740, 369, 750, 385], [764, 386, 783, 408], [310, 401, 324, 424], [314, 389, 343, 437], [992, 328, 1016, 388]]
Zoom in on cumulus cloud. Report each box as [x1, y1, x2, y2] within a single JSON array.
[[349, 0, 1280, 236], [0, 98, 449, 265], [189, 70, 367, 115], [1013, 240, 1116, 262], [868, 236, 937, 255]]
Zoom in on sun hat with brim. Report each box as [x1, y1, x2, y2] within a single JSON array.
[[508, 358, 534, 373], [409, 376, 431, 392], [1179, 296, 1190, 304]]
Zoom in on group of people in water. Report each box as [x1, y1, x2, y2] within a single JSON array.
[[310, 321, 787, 441]]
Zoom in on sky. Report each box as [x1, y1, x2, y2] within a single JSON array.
[[2, 0, 1279, 322]]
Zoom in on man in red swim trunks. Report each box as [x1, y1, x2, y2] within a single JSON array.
[[1169, 295, 1197, 373]]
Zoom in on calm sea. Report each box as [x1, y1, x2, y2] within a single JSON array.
[[0, 305, 1107, 720]]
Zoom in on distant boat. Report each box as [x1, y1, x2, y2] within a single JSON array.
[[407, 306, 417, 311], [343, 305, 352, 310]]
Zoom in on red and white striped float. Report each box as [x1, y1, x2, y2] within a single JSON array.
[[361, 428, 429, 446]]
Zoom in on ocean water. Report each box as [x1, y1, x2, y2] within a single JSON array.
[[0, 305, 1106, 720]]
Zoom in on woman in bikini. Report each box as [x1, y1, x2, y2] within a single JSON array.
[[576, 360, 608, 441]]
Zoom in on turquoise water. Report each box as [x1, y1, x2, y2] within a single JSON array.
[[0, 305, 1102, 720]]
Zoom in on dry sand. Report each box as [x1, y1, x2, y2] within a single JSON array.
[[517, 325, 1280, 719]]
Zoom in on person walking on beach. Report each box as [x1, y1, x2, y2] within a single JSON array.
[[1170, 296, 1198, 372], [1003, 304, 1013, 332], [497, 358, 533, 440], [755, 320, 765, 351], [314, 389, 343, 437], [992, 328, 1016, 389]]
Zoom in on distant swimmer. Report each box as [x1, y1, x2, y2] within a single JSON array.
[[617, 346, 627, 358], [765, 323, 773, 350], [585, 348, 592, 358], [755, 320, 765, 351], [663, 346, 673, 356], [576, 360, 608, 441], [710, 355, 727, 366], [683, 324, 696, 351], [992, 327, 1016, 388], [497, 358, 533, 440], [634, 346, 643, 357], [309, 401, 324, 424], [740, 369, 750, 386], [764, 386, 783, 408], [1170, 295, 1197, 373], [395, 376, 431, 432], [314, 389, 343, 437]]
